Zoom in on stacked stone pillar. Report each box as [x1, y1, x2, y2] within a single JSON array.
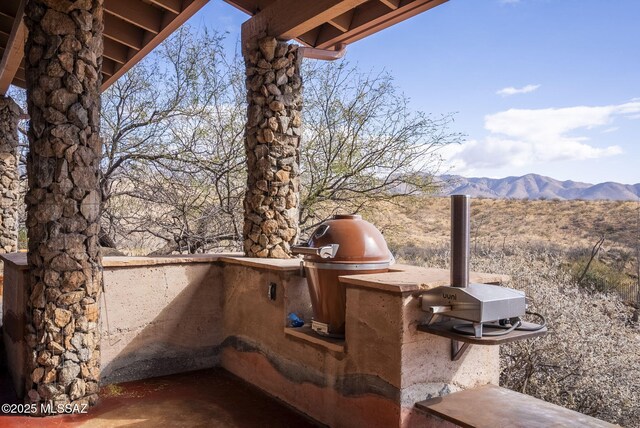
[[23, 0, 104, 412], [0, 96, 21, 256], [243, 37, 302, 258]]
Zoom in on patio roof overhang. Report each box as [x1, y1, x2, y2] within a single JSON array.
[[0, 0, 210, 95], [0, 0, 447, 96], [233, 0, 447, 50]]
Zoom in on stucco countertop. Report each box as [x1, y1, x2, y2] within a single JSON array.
[[340, 264, 510, 294], [0, 252, 307, 273], [0, 252, 243, 270], [1, 252, 509, 294]]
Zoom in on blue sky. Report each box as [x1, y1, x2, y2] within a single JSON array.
[[189, 0, 640, 184]]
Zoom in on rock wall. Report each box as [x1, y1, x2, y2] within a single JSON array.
[[0, 97, 21, 256], [242, 37, 302, 258], [23, 0, 104, 412]]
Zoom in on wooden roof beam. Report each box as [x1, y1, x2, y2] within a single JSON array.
[[148, 0, 183, 15], [297, 27, 322, 47], [104, 14, 145, 50], [12, 76, 25, 88], [101, 0, 209, 91], [0, 0, 26, 95], [15, 65, 24, 79], [315, 0, 448, 49], [0, 14, 14, 32], [379, 0, 400, 10], [0, 0, 19, 16], [223, 0, 271, 15], [241, 0, 369, 47], [103, 38, 132, 65], [328, 9, 354, 32], [105, 0, 163, 34], [102, 57, 117, 78]]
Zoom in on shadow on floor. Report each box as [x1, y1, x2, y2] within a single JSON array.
[[0, 344, 320, 428]]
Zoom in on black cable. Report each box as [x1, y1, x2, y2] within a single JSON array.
[[452, 320, 522, 336], [451, 311, 546, 337], [519, 311, 546, 331]]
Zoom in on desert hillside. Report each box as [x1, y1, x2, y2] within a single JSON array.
[[363, 196, 639, 255]]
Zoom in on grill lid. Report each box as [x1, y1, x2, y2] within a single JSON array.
[[295, 214, 393, 263]]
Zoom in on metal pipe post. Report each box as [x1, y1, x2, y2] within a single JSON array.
[[451, 194, 470, 288]]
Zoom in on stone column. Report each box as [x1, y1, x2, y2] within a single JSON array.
[[23, 0, 104, 411], [243, 37, 302, 258], [0, 96, 21, 256]]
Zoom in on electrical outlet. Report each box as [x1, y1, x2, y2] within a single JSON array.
[[267, 282, 277, 301]]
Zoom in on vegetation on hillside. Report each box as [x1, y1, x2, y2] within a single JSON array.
[[396, 243, 639, 427], [390, 197, 639, 427]]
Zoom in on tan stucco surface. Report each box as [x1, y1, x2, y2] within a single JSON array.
[[2, 254, 502, 427]]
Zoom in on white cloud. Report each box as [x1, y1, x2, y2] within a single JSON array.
[[496, 84, 541, 96], [449, 101, 640, 172]]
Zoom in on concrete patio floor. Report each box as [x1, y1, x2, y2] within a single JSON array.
[[0, 362, 320, 427]]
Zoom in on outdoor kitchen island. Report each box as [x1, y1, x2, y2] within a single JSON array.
[[3, 252, 505, 427]]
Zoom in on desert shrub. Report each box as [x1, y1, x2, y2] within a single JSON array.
[[389, 242, 448, 267], [566, 256, 632, 294], [395, 245, 639, 427]]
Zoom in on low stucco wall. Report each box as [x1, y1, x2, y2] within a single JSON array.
[[100, 262, 224, 384], [218, 262, 500, 427], [2, 253, 501, 427], [1, 254, 230, 395]]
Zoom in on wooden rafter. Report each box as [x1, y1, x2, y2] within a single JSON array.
[[0, 0, 26, 95], [1, 0, 448, 92], [315, 0, 448, 49], [148, 0, 183, 15], [101, 0, 209, 90], [103, 38, 131, 65], [104, 14, 145, 50], [297, 27, 322, 47], [241, 0, 368, 46], [0, 2, 18, 19], [105, 0, 163, 34], [327, 9, 354, 32], [102, 58, 117, 78], [228, 0, 449, 53], [379, 0, 400, 10], [0, 15, 14, 33], [223, 0, 267, 15]]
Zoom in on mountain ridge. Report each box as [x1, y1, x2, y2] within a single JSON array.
[[437, 173, 640, 201]]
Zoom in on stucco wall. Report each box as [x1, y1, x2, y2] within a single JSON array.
[[2, 254, 500, 427], [100, 263, 224, 384], [218, 262, 500, 427]]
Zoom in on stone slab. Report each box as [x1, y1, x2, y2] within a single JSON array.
[[416, 384, 618, 428], [219, 256, 303, 271], [340, 265, 510, 294], [0, 252, 243, 271], [284, 326, 345, 354]]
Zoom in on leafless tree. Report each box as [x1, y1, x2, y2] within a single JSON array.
[[100, 27, 247, 253], [299, 60, 461, 233], [99, 28, 460, 254]]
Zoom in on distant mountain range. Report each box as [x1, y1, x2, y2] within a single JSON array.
[[437, 174, 640, 201]]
